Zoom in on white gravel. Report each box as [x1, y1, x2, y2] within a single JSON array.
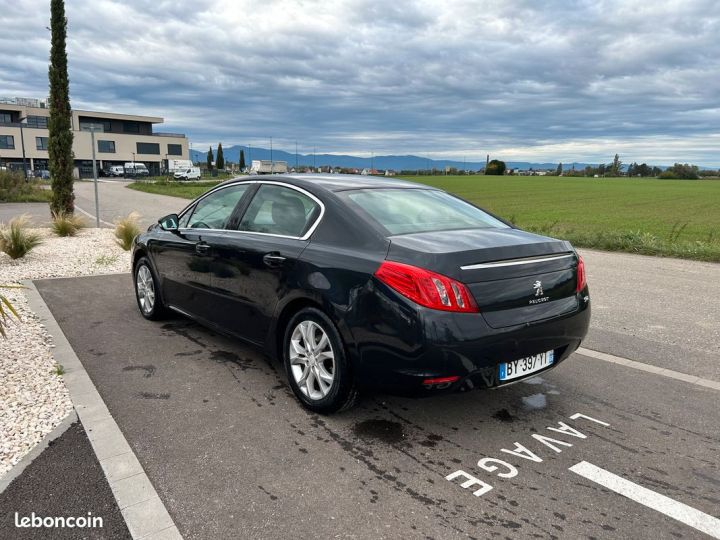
[[0, 228, 131, 479]]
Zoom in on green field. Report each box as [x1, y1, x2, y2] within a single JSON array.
[[127, 175, 720, 261], [127, 180, 219, 200]]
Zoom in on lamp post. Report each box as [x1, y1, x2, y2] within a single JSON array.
[[81, 123, 103, 227], [18, 116, 28, 178]]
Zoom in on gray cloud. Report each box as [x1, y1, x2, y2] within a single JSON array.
[[1, 0, 719, 164]]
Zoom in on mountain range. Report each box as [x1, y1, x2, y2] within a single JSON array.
[[190, 145, 598, 171]]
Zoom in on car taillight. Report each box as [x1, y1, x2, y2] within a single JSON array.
[[374, 260, 479, 313], [576, 255, 587, 292]]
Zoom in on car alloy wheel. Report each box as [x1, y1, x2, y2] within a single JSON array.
[[136, 264, 155, 315], [289, 320, 336, 400]]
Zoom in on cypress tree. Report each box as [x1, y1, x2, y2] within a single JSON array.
[[207, 147, 213, 171], [216, 143, 224, 170], [239, 149, 246, 170], [48, 0, 74, 215]]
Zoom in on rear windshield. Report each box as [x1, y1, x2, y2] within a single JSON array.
[[343, 188, 509, 235]]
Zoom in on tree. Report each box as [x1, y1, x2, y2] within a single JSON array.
[[485, 159, 506, 175], [239, 149, 246, 170], [636, 163, 651, 177], [609, 153, 622, 176], [206, 147, 214, 171], [216, 143, 224, 170], [658, 163, 699, 180], [48, 0, 74, 216], [555, 162, 563, 176]]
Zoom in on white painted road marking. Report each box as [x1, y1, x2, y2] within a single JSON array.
[[569, 461, 720, 539], [577, 347, 720, 392], [74, 204, 115, 228]]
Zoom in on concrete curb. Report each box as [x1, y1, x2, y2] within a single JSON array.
[[23, 280, 183, 540], [0, 410, 78, 495]]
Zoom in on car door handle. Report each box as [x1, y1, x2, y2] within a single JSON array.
[[263, 252, 286, 268], [195, 242, 210, 255]]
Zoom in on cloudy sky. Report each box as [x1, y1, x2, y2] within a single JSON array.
[[1, 0, 719, 165]]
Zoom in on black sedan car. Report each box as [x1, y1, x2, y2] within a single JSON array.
[[132, 174, 590, 413]]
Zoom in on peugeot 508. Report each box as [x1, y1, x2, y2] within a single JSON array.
[[131, 174, 590, 413]]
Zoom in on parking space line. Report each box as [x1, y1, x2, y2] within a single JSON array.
[[569, 461, 720, 539], [74, 204, 115, 228], [576, 347, 720, 391]]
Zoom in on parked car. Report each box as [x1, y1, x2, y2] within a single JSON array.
[[131, 175, 590, 413], [174, 167, 201, 181]]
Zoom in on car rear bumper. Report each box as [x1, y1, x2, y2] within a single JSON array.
[[351, 286, 591, 396]]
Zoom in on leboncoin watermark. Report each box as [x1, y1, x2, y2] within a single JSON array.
[[15, 512, 103, 529]]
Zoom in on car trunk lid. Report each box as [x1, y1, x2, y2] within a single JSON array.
[[386, 227, 580, 328]]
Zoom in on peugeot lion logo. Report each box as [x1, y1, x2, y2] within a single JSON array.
[[533, 280, 543, 297], [529, 280, 548, 304]]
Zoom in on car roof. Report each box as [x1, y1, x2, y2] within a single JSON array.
[[217, 173, 431, 193]]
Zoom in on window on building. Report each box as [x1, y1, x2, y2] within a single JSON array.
[[26, 115, 48, 129], [0, 135, 14, 149], [136, 142, 160, 155], [123, 121, 140, 133], [36, 137, 49, 150], [0, 113, 11, 123], [98, 140, 116, 153], [79, 119, 111, 132], [167, 143, 182, 156]]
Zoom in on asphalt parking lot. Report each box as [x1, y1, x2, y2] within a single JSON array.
[[31, 273, 720, 539]]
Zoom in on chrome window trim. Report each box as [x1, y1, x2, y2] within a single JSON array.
[[177, 179, 325, 241], [460, 253, 574, 270]]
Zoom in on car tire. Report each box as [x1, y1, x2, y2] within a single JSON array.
[[283, 307, 359, 414], [133, 257, 167, 320]]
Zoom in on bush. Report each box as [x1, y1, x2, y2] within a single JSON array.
[[114, 211, 141, 251], [486, 159, 507, 175], [51, 211, 86, 237], [0, 215, 42, 259], [0, 286, 22, 338], [0, 170, 52, 202]]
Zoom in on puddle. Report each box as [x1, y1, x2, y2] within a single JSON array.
[[352, 419, 405, 444], [521, 393, 547, 410], [492, 409, 515, 423]]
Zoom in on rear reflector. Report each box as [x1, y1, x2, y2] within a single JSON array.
[[576, 255, 587, 292], [374, 260, 479, 313], [422, 376, 461, 385]]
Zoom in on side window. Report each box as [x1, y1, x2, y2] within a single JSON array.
[[186, 185, 249, 230], [239, 185, 320, 237], [178, 207, 193, 228]]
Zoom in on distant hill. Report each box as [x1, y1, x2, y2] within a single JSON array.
[[190, 145, 598, 171]]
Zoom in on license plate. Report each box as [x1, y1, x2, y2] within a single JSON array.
[[499, 350, 555, 381]]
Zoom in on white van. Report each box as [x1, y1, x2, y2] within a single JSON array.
[[174, 167, 201, 181], [124, 162, 149, 177], [107, 165, 124, 177]]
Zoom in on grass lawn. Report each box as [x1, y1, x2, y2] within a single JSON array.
[[127, 180, 223, 199], [410, 175, 720, 261], [126, 175, 720, 261]]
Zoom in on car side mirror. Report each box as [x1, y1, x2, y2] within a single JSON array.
[[159, 213, 180, 232]]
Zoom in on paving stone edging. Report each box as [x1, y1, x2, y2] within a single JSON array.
[[23, 280, 183, 540]]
